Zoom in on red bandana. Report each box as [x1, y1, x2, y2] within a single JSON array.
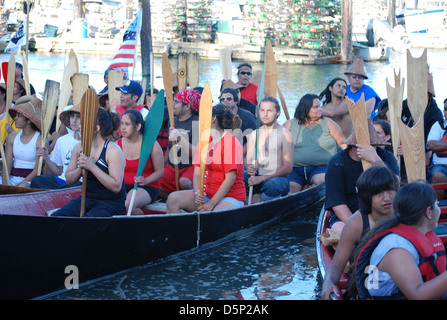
[[175, 89, 201, 112]]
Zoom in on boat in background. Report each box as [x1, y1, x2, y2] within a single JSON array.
[[0, 182, 325, 299]]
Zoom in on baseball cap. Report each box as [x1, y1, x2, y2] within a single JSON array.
[[116, 80, 143, 98]]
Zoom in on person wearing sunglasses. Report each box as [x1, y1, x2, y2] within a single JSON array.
[[236, 63, 258, 106], [344, 55, 381, 121]]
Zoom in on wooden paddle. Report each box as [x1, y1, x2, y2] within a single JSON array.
[[177, 52, 187, 91], [71, 73, 89, 108], [277, 86, 290, 120], [108, 69, 124, 112], [219, 48, 232, 80], [264, 40, 277, 98], [198, 82, 213, 199], [406, 49, 428, 124], [248, 105, 261, 205], [386, 68, 405, 160], [127, 89, 165, 215], [56, 49, 79, 131], [162, 53, 179, 190], [345, 94, 371, 171], [79, 88, 99, 217], [187, 52, 200, 88], [0, 131, 10, 185], [21, 52, 31, 95], [37, 80, 60, 175], [138, 77, 147, 106], [5, 53, 16, 126]]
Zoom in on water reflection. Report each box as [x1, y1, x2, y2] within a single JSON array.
[[47, 205, 323, 300]]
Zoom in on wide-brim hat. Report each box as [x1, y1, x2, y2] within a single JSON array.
[[342, 118, 390, 146], [221, 79, 243, 91], [59, 104, 80, 126], [9, 95, 42, 131], [344, 55, 368, 79]]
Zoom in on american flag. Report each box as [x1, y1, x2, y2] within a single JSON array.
[[108, 11, 141, 79]]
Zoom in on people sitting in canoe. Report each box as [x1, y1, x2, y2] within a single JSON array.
[[52, 108, 126, 217], [245, 97, 293, 203], [284, 93, 347, 194], [1, 96, 42, 187], [166, 104, 246, 213], [321, 165, 399, 300], [159, 89, 201, 199], [320, 77, 352, 138], [344, 55, 381, 120], [30, 104, 83, 189], [351, 182, 447, 300], [220, 79, 257, 116], [324, 118, 399, 235], [118, 110, 164, 215]]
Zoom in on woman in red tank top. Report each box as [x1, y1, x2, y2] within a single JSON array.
[[118, 110, 164, 215]]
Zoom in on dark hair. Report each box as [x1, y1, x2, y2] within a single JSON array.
[[237, 62, 252, 71], [319, 77, 346, 105], [220, 88, 240, 103], [145, 88, 159, 96], [373, 120, 393, 152], [122, 109, 144, 134], [97, 108, 120, 137], [294, 93, 320, 124], [212, 103, 242, 130], [356, 166, 399, 215], [260, 96, 281, 114], [374, 99, 389, 121]]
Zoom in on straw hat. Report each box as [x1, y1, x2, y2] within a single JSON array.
[[8, 95, 42, 131], [342, 118, 390, 146], [344, 55, 368, 79], [59, 104, 80, 126]]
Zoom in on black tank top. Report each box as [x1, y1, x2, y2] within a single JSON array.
[[86, 139, 126, 202]]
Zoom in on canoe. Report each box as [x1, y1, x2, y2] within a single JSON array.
[[0, 182, 325, 299], [316, 188, 447, 300]]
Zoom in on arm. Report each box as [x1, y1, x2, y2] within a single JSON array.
[[327, 118, 347, 149], [244, 129, 257, 175], [84, 144, 125, 193], [37, 145, 63, 176], [379, 248, 447, 300], [2, 132, 15, 184], [64, 143, 82, 185], [169, 127, 196, 161], [322, 100, 349, 118], [198, 170, 237, 212]]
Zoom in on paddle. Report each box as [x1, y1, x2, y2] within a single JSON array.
[[21, 52, 31, 95], [398, 48, 427, 182], [71, 73, 89, 107], [264, 39, 277, 99], [177, 52, 187, 91], [127, 89, 165, 216], [0, 131, 10, 185], [187, 52, 200, 88], [56, 49, 79, 132], [219, 48, 232, 80], [108, 69, 124, 112], [345, 94, 371, 171], [5, 53, 16, 126], [79, 88, 99, 217], [386, 68, 405, 160], [37, 80, 60, 175], [162, 52, 180, 190], [198, 82, 213, 200], [247, 104, 261, 205]]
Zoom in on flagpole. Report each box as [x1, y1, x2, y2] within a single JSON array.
[[25, 0, 30, 61]]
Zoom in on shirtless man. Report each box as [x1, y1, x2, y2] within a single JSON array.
[[320, 77, 353, 138], [245, 97, 293, 202]]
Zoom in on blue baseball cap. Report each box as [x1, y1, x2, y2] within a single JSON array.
[[116, 80, 143, 98]]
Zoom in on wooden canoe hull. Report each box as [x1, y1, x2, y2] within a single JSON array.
[[0, 183, 325, 299]]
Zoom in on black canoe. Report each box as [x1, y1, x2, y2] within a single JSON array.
[[0, 183, 325, 299]]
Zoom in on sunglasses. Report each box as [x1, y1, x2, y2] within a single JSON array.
[[219, 96, 234, 102], [239, 71, 252, 76], [350, 75, 365, 80]]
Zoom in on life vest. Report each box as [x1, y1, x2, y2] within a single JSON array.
[[436, 131, 447, 157], [354, 223, 446, 300]]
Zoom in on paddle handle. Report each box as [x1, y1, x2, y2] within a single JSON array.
[[127, 185, 138, 216], [80, 169, 88, 217], [248, 186, 253, 205], [0, 132, 10, 185]]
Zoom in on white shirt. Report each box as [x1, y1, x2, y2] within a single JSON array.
[[427, 119, 447, 165]]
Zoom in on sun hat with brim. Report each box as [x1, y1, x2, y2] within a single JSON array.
[[59, 104, 81, 126], [342, 118, 390, 146], [221, 79, 243, 91], [344, 55, 368, 79], [8, 95, 42, 131]]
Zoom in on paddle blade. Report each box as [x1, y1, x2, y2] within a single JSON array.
[[136, 89, 165, 178], [162, 53, 174, 128], [80, 88, 99, 157], [108, 69, 124, 112], [56, 51, 79, 131], [198, 82, 213, 195], [41, 80, 60, 137], [264, 39, 277, 98], [177, 52, 187, 91]]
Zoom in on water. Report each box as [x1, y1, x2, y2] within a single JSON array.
[[3, 48, 446, 300]]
